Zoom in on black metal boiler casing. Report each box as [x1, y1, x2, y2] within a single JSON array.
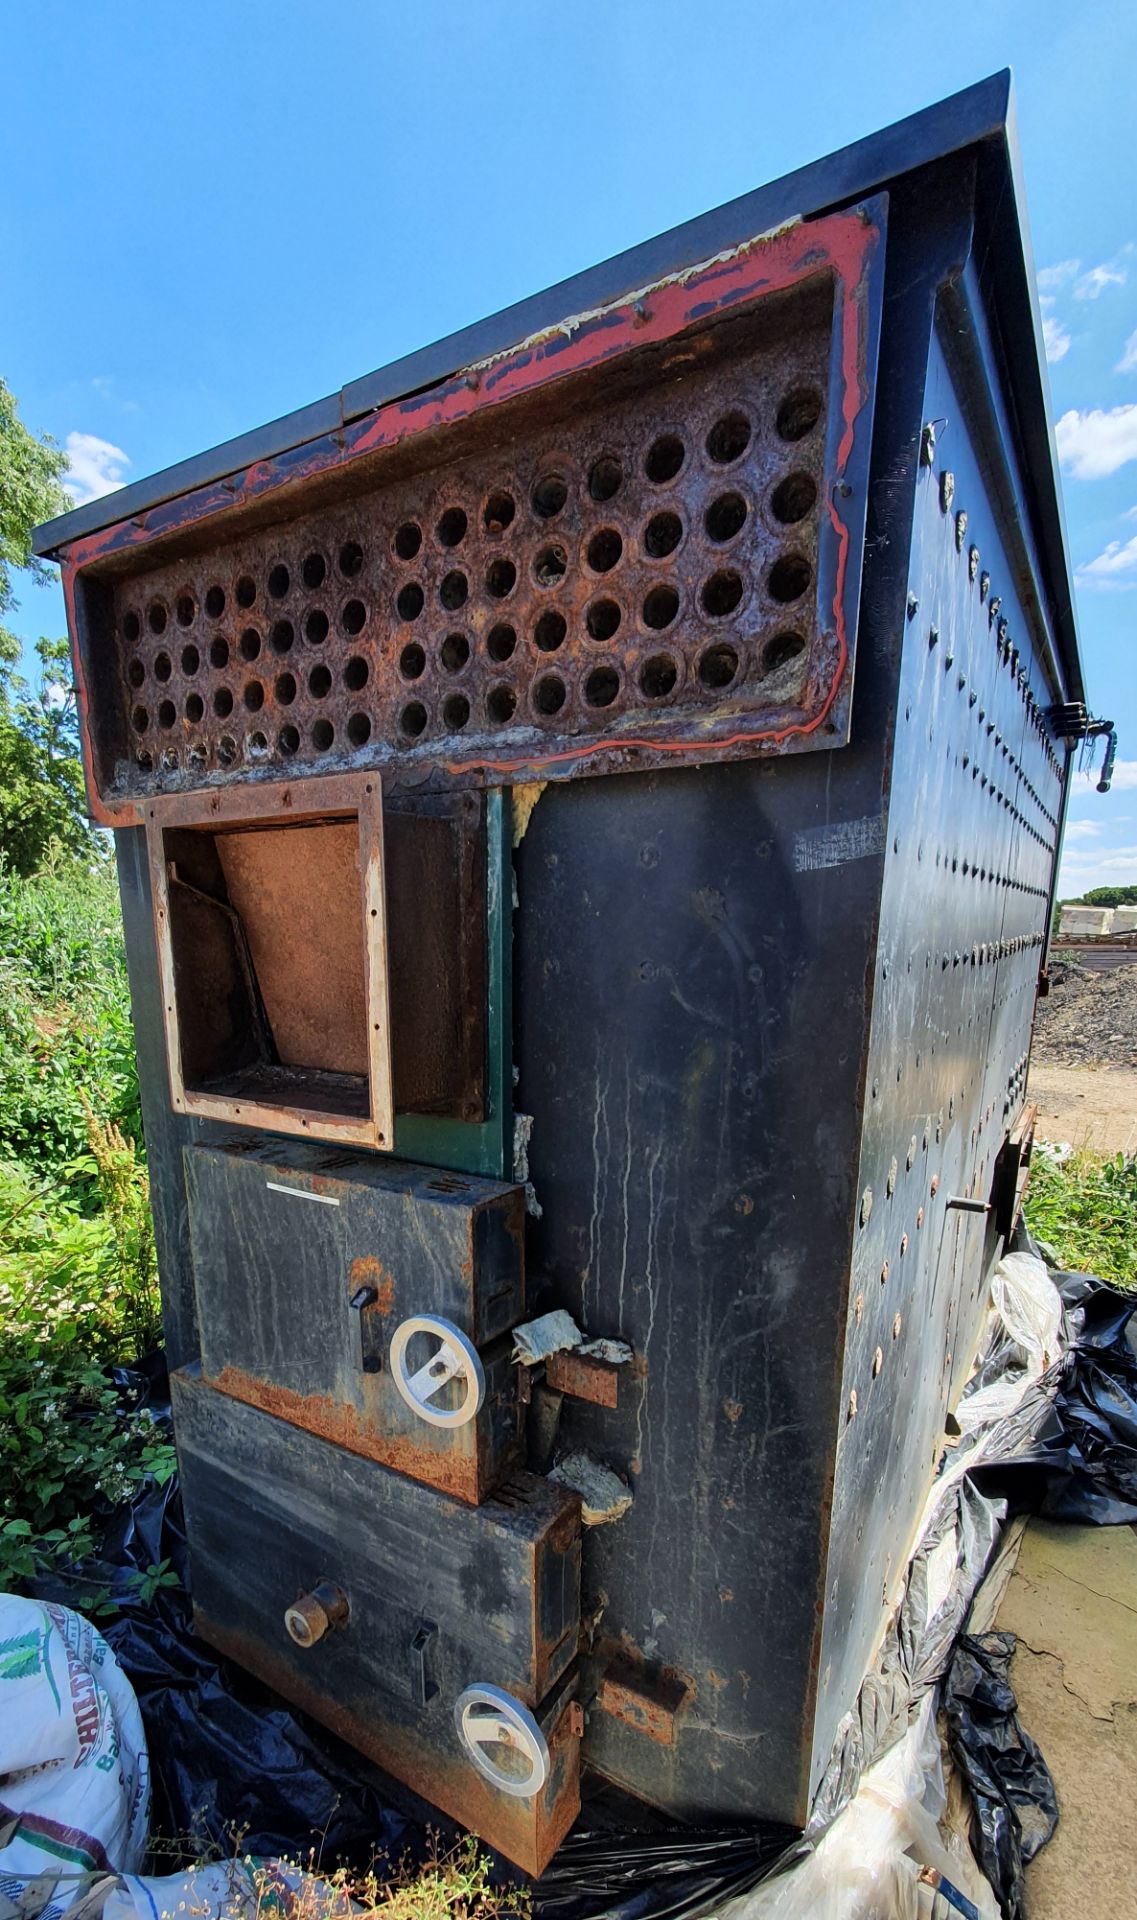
[[36, 72, 1083, 1874]]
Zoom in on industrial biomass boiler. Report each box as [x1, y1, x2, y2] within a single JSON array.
[[37, 71, 1094, 1876]]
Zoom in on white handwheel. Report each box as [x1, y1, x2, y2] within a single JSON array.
[[454, 1684, 550, 1798], [389, 1315, 486, 1429]]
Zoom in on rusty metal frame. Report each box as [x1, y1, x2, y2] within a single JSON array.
[[58, 203, 886, 824], [145, 771, 394, 1150]]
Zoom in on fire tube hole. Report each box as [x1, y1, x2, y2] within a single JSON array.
[[776, 388, 822, 441], [643, 511, 683, 559], [441, 632, 470, 672], [487, 623, 516, 662], [440, 570, 469, 610], [270, 621, 293, 655], [400, 642, 426, 680], [175, 594, 195, 627], [343, 656, 369, 691], [205, 585, 226, 618], [588, 527, 623, 573], [313, 719, 335, 752], [400, 702, 427, 738], [702, 570, 744, 617], [698, 643, 739, 690], [308, 665, 332, 700], [486, 557, 517, 599], [705, 492, 748, 543], [437, 507, 468, 548], [706, 413, 751, 464], [484, 490, 516, 532], [302, 552, 326, 590], [304, 609, 329, 645], [587, 598, 621, 642], [771, 473, 818, 524], [768, 555, 812, 604], [764, 631, 807, 673], [487, 685, 517, 724], [443, 692, 470, 730], [210, 638, 229, 669], [275, 672, 297, 705], [154, 652, 172, 682], [589, 454, 623, 501], [532, 473, 568, 519], [185, 693, 205, 723], [584, 665, 619, 708], [268, 565, 290, 599], [239, 628, 261, 662], [534, 673, 567, 716], [342, 599, 366, 635], [645, 434, 684, 483], [347, 713, 372, 748], [534, 610, 567, 652], [338, 541, 365, 577], [397, 582, 424, 622], [643, 584, 679, 630], [640, 655, 678, 699], [236, 575, 257, 610], [394, 522, 422, 561]]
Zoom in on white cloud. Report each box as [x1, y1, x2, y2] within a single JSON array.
[[1073, 256, 1130, 300], [63, 431, 130, 505], [1118, 329, 1137, 375], [1062, 819, 1100, 842], [1058, 842, 1137, 893], [1040, 299, 1071, 364], [1075, 527, 1137, 589], [1056, 404, 1137, 479], [1071, 758, 1137, 793], [1037, 260, 1079, 292]]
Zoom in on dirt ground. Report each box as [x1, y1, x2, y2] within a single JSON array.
[[1026, 957, 1137, 1152], [1027, 1062, 1137, 1155]]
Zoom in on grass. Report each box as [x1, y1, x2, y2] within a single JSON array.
[[1025, 1146, 1137, 1291]]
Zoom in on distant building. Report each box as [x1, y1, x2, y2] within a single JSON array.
[[1058, 904, 1114, 939]]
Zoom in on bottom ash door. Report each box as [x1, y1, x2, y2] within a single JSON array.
[[171, 1369, 582, 1874]]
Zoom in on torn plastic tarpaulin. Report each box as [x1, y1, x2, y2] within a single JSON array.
[[967, 1262, 1137, 1524], [943, 1634, 1058, 1920]]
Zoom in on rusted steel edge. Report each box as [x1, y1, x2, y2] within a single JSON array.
[[62, 207, 881, 826], [194, 1609, 582, 1876]]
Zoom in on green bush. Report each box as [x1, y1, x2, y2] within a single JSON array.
[[1025, 1148, 1137, 1292], [0, 855, 141, 1183]]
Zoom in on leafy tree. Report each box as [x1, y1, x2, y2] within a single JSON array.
[[0, 633, 97, 874], [1082, 885, 1137, 909], [0, 375, 69, 617], [0, 377, 93, 873]]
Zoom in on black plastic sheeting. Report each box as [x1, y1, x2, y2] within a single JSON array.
[[943, 1634, 1058, 1920], [33, 1264, 1137, 1920], [970, 1267, 1137, 1525]]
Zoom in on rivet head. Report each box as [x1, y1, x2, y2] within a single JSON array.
[[872, 1347, 884, 1377], [940, 470, 955, 513], [892, 1314, 902, 1340], [860, 1188, 874, 1226]]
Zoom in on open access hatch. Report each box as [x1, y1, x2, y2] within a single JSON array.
[[146, 772, 487, 1149]]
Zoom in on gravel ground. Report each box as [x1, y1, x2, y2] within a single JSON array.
[[1033, 957, 1137, 1069]]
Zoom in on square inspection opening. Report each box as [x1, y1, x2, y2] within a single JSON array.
[[147, 774, 393, 1149]]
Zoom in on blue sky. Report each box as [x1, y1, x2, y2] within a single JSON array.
[[3, 0, 1133, 895]]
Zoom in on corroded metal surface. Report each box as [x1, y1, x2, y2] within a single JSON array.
[[60, 209, 884, 818]]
